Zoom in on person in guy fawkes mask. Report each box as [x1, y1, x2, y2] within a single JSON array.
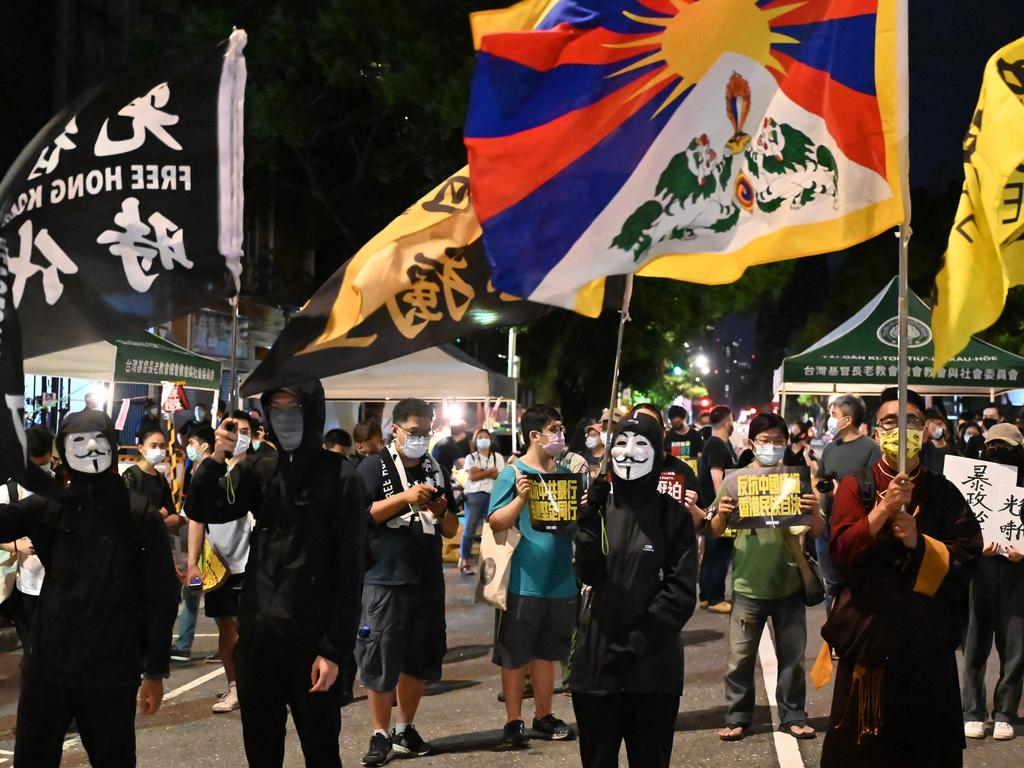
[[570, 413, 698, 768], [187, 383, 368, 768], [0, 409, 179, 768]]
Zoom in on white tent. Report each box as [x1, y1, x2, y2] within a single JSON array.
[[320, 344, 515, 401]]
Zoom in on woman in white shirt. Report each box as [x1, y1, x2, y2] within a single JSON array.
[[459, 428, 505, 576]]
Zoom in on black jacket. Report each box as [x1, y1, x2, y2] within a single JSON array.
[[571, 415, 699, 696], [186, 381, 368, 663], [0, 470, 179, 686]]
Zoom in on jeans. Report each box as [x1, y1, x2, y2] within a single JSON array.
[[172, 584, 201, 653], [460, 492, 490, 561], [961, 556, 1024, 723], [572, 691, 679, 768], [699, 535, 734, 605], [816, 517, 841, 615], [725, 592, 808, 727]]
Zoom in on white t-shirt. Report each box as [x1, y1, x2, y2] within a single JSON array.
[[0, 481, 47, 596], [463, 451, 505, 494]]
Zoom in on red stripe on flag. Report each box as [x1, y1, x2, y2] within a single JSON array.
[[467, 66, 673, 223], [762, 0, 878, 26], [479, 24, 659, 70], [772, 53, 887, 178]]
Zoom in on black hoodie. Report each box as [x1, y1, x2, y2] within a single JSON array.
[[186, 381, 368, 664], [570, 414, 698, 696], [0, 410, 179, 686]]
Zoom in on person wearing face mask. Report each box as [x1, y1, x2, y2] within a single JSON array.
[[819, 387, 982, 768], [354, 398, 458, 765], [958, 420, 983, 456], [569, 413, 698, 767], [961, 423, 1024, 742], [487, 404, 578, 748], [784, 420, 818, 475], [188, 383, 368, 768], [697, 405, 738, 614], [0, 410, 180, 767], [123, 426, 182, 535], [628, 404, 704, 528], [814, 394, 880, 617], [135, 398, 165, 444], [459, 428, 505, 576], [963, 403, 1005, 459], [709, 413, 824, 741], [920, 408, 960, 474]]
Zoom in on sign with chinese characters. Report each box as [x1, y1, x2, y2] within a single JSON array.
[[721, 465, 813, 529], [528, 473, 585, 532], [0, 31, 246, 358], [944, 455, 1020, 547], [657, 470, 688, 503], [113, 332, 221, 390]]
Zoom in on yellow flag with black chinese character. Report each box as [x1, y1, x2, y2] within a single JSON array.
[[933, 36, 1024, 371]]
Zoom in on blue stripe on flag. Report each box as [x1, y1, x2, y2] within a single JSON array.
[[537, 0, 672, 34], [482, 89, 680, 299], [466, 52, 663, 139], [773, 15, 878, 95]]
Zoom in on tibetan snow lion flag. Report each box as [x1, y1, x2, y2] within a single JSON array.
[[466, 0, 909, 315], [0, 30, 246, 358]]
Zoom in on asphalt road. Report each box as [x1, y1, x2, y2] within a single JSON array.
[[0, 567, 1018, 767]]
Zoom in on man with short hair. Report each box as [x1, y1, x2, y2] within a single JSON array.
[[696, 411, 712, 441], [698, 405, 737, 614], [487, 404, 577, 747], [431, 422, 470, 471], [356, 398, 459, 766], [920, 408, 959, 474], [324, 428, 353, 457], [965, 402, 1005, 459], [815, 394, 882, 615], [665, 405, 703, 459], [352, 420, 384, 465]]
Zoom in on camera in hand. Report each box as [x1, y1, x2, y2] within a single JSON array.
[[815, 475, 836, 493]]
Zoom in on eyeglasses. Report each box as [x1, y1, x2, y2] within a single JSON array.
[[396, 424, 434, 439], [877, 415, 926, 431]]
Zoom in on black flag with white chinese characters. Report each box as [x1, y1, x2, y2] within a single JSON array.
[[0, 30, 246, 358], [240, 239, 551, 396]]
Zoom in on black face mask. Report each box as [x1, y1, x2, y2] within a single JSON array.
[[983, 418, 999, 430], [982, 446, 1019, 466]]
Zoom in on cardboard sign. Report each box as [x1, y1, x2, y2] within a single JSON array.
[[721, 465, 812, 529], [944, 455, 1021, 547], [528, 473, 585, 532]]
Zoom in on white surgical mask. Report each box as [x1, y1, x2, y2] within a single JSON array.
[[144, 447, 166, 465], [476, 438, 491, 452], [402, 434, 429, 459], [585, 435, 599, 450], [826, 416, 841, 437], [754, 444, 786, 466], [186, 446, 200, 462], [931, 427, 945, 440], [233, 432, 251, 457], [65, 431, 113, 474]]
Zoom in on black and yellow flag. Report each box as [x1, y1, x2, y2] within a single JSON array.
[[934, 36, 1024, 369]]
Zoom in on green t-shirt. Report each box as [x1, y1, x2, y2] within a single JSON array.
[[486, 460, 577, 599], [731, 528, 802, 600]]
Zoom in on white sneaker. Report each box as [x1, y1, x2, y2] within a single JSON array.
[[993, 722, 1014, 741], [212, 687, 240, 713], [964, 721, 985, 739]]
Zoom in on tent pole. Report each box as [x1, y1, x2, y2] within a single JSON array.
[[897, 226, 910, 475], [780, 385, 787, 419], [508, 328, 519, 455], [599, 274, 635, 475]]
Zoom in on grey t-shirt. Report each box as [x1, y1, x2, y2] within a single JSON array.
[[817, 435, 883, 515]]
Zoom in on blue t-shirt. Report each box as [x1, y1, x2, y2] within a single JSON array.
[[486, 460, 577, 599]]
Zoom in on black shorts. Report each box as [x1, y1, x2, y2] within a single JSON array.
[[355, 584, 446, 692], [493, 592, 577, 669], [204, 573, 245, 619]]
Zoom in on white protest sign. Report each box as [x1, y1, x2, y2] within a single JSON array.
[[944, 455, 1018, 542], [982, 486, 1024, 549]]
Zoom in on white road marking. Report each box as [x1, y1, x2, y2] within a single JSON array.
[[758, 629, 806, 768], [164, 666, 226, 701]]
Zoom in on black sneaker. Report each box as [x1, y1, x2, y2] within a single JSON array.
[[170, 648, 191, 663], [361, 733, 392, 766], [502, 719, 529, 748], [532, 714, 574, 740], [391, 725, 432, 757]]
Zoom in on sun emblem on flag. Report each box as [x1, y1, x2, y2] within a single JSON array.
[[607, 0, 804, 115]]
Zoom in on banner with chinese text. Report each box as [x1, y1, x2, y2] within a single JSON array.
[[0, 30, 246, 358], [944, 455, 1020, 547], [721, 465, 812, 529], [528, 473, 585, 532]]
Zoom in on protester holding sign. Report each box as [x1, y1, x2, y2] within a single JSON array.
[[698, 406, 738, 613], [570, 412, 698, 767], [708, 413, 822, 741], [820, 388, 983, 767], [486, 404, 577, 747], [962, 423, 1024, 741], [629, 403, 704, 529]]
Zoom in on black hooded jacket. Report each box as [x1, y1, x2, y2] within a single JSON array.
[[570, 414, 698, 696], [186, 382, 368, 664], [0, 410, 179, 686]]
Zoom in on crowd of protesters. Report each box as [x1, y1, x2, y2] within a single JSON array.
[[0, 386, 1019, 768]]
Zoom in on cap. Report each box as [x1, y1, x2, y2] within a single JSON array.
[[984, 423, 1023, 447]]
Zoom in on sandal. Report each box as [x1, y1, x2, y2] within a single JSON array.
[[718, 725, 746, 741], [780, 722, 816, 740]]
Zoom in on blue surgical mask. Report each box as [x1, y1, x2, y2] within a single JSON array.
[[402, 435, 429, 460], [186, 446, 200, 462], [754, 444, 786, 466]]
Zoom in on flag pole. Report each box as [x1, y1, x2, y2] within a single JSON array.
[[599, 274, 634, 474], [897, 226, 910, 474], [896, 0, 911, 475], [228, 296, 240, 408]]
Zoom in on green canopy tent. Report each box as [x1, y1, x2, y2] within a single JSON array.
[[774, 277, 1024, 406]]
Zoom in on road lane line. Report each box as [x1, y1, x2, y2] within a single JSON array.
[[758, 629, 806, 768], [164, 666, 226, 701]]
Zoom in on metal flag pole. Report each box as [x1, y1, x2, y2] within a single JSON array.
[[599, 274, 635, 474], [897, 225, 910, 474], [228, 296, 240, 408], [895, 0, 912, 476], [508, 327, 519, 454]]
